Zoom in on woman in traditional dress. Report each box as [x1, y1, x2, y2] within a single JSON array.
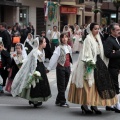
[[5, 43, 27, 93], [73, 25, 82, 53], [24, 33, 34, 54], [11, 37, 51, 108], [63, 25, 73, 48], [68, 23, 117, 114]]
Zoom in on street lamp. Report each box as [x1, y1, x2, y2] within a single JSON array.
[[113, 0, 120, 22]]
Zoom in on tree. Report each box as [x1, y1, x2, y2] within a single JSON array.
[[113, 0, 120, 22]]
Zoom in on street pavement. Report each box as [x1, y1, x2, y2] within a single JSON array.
[[0, 53, 120, 120]]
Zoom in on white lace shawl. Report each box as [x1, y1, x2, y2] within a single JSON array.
[[11, 48, 39, 97], [71, 32, 109, 88], [24, 33, 34, 48]]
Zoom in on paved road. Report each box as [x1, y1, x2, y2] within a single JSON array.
[[0, 53, 120, 120]]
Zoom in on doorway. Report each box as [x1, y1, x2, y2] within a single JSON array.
[[19, 6, 29, 27], [0, 5, 5, 22]]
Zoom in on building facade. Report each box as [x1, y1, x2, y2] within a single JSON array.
[[101, 0, 120, 24], [0, 0, 45, 35], [0, 0, 105, 35]]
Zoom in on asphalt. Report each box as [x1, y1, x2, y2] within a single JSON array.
[[0, 53, 120, 120]]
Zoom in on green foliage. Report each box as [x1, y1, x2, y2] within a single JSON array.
[[83, 60, 96, 79], [26, 74, 43, 88], [92, 9, 102, 13], [17, 63, 23, 69]]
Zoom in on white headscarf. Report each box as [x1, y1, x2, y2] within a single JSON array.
[[63, 25, 70, 33], [24, 33, 34, 47], [14, 43, 27, 60], [32, 37, 39, 49]]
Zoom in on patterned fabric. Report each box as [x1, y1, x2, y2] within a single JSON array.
[[94, 55, 116, 99], [68, 82, 117, 106], [57, 45, 72, 66]]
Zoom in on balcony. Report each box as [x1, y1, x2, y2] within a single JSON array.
[[0, 0, 21, 6], [84, 0, 102, 7], [60, 0, 76, 5]]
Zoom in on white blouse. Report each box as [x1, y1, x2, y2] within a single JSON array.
[[37, 49, 45, 62], [47, 45, 71, 71]]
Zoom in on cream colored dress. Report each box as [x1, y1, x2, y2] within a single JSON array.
[[68, 39, 117, 106]]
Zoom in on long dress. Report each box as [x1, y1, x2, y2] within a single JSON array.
[[12, 49, 51, 102], [68, 33, 117, 106], [20, 61, 51, 102], [72, 30, 82, 52]]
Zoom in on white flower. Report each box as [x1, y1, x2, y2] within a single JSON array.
[[22, 59, 26, 63], [32, 80, 36, 88], [25, 47, 28, 50], [79, 38, 82, 42], [73, 36, 76, 40], [34, 71, 41, 77], [29, 73, 32, 76]]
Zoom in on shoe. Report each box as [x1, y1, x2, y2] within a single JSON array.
[[115, 108, 120, 113], [106, 106, 115, 111], [81, 105, 93, 114], [76, 51, 79, 54], [29, 101, 33, 105], [0, 90, 4, 93], [34, 102, 42, 108], [60, 103, 69, 107], [29, 101, 42, 108], [55, 101, 60, 106], [91, 106, 102, 114]]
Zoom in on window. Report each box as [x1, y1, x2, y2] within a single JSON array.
[[19, 6, 29, 26]]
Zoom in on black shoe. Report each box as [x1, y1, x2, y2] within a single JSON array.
[[91, 106, 102, 114], [55, 101, 60, 106], [29, 101, 34, 105], [76, 51, 79, 54], [114, 107, 120, 113], [81, 105, 93, 114], [34, 102, 42, 108], [106, 106, 115, 111], [0, 90, 4, 93], [60, 103, 69, 107], [29, 101, 42, 108]]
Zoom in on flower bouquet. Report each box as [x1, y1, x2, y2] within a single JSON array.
[[17, 62, 23, 68], [83, 60, 96, 79], [79, 37, 83, 44], [25, 47, 28, 51], [72, 36, 76, 43], [26, 71, 43, 88]]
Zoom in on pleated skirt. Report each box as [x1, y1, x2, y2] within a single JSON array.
[[68, 81, 117, 106]]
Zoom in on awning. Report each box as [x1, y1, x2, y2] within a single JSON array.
[[0, 0, 22, 7]]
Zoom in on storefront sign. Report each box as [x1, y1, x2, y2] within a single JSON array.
[[60, 6, 77, 14]]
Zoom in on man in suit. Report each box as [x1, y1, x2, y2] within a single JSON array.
[[104, 23, 120, 113], [0, 22, 11, 52]]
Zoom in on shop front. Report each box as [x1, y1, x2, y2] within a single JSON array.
[[0, 0, 21, 25], [60, 5, 77, 31]]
